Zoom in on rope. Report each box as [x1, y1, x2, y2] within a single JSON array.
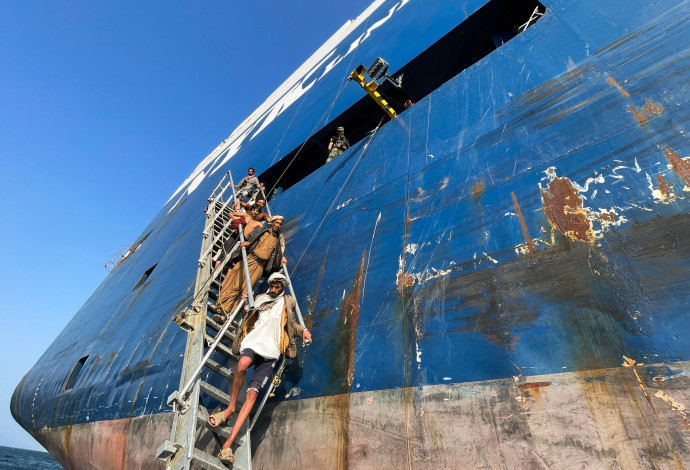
[[292, 116, 385, 273], [267, 11, 377, 194], [267, 82, 348, 195]]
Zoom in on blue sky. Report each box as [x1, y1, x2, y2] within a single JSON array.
[[0, 0, 373, 452]]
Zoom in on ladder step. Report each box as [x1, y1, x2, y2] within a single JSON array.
[[200, 381, 231, 405], [190, 448, 232, 470], [205, 334, 239, 360], [196, 406, 246, 444], [206, 316, 237, 341], [204, 357, 234, 380]]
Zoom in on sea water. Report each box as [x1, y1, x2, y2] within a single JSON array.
[[0, 446, 63, 470]]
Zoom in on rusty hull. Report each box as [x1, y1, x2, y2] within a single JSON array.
[[251, 361, 690, 469]]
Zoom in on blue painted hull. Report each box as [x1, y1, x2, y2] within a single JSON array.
[[12, 0, 690, 467]]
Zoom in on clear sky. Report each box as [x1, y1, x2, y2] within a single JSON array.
[[0, 0, 373, 452]]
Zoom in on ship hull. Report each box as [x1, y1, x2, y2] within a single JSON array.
[[12, 0, 690, 467], [33, 361, 690, 469]]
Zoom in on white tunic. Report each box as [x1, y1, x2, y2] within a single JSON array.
[[239, 294, 285, 360]]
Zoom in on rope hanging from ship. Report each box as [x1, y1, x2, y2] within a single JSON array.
[[266, 80, 349, 197], [292, 115, 385, 274]]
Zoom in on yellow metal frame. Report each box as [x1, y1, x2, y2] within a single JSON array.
[[349, 65, 397, 119]]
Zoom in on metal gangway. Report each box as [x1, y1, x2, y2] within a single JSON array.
[[156, 171, 307, 470]]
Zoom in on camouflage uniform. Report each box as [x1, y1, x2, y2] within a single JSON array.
[[327, 134, 350, 162]]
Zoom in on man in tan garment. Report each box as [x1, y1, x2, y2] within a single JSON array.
[[214, 215, 287, 323]]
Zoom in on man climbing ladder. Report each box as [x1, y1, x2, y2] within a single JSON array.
[[214, 215, 287, 324], [209, 272, 312, 466]]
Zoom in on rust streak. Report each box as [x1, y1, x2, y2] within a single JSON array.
[[397, 272, 415, 290], [518, 381, 551, 401], [627, 105, 648, 123], [400, 206, 414, 470], [606, 76, 630, 98], [343, 252, 366, 387], [397, 209, 414, 293], [517, 381, 552, 390], [511, 191, 536, 255], [540, 176, 594, 242], [664, 145, 690, 186], [471, 178, 485, 197]]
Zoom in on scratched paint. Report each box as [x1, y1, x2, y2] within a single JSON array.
[[12, 0, 690, 468], [606, 76, 631, 98]]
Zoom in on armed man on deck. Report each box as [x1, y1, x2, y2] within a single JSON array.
[[327, 126, 350, 163]]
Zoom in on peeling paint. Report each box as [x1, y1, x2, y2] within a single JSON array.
[[654, 391, 687, 418], [540, 173, 594, 242], [648, 172, 675, 203], [405, 243, 419, 255], [627, 98, 664, 123]]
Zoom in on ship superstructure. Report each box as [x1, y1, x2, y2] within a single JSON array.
[[12, 0, 690, 468]]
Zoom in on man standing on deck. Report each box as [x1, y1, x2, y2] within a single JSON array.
[[327, 126, 350, 162], [214, 215, 287, 324], [209, 272, 312, 466]]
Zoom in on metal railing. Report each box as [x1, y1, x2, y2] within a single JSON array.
[[228, 172, 256, 310], [167, 299, 247, 414]]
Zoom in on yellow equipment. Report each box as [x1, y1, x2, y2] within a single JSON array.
[[348, 64, 397, 119]]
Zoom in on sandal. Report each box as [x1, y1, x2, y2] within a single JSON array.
[[218, 447, 234, 466], [208, 411, 228, 427], [212, 314, 227, 324]]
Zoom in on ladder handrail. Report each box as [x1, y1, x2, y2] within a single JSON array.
[[228, 172, 256, 310], [202, 194, 235, 241], [215, 176, 235, 204], [174, 298, 247, 409], [208, 171, 230, 201], [198, 200, 237, 265]]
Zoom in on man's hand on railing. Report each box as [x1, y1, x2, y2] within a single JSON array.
[[241, 241, 250, 247], [302, 329, 312, 345], [281, 257, 288, 265]]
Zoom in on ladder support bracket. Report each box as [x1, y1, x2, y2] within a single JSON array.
[[167, 391, 191, 415], [156, 440, 183, 461]]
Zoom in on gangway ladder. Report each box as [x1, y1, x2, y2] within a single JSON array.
[[216, 188, 310, 470], [156, 170, 258, 470]]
